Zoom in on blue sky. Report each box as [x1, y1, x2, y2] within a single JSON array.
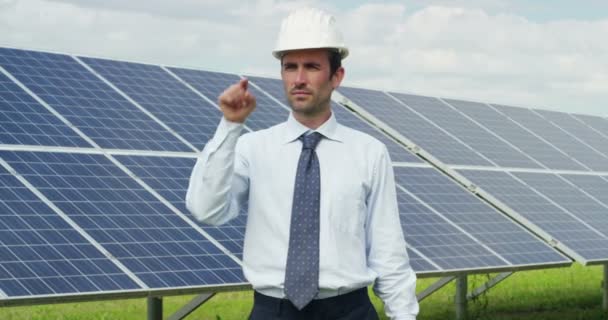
[[0, 0, 607, 116]]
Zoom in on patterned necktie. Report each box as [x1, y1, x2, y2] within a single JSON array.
[[284, 132, 323, 310]]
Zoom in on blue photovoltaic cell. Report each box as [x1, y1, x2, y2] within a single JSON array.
[[536, 110, 608, 159], [113, 155, 247, 259], [394, 167, 568, 267], [1, 151, 245, 288], [80, 57, 222, 150], [560, 174, 608, 208], [458, 169, 608, 262], [0, 73, 91, 148], [338, 86, 492, 166], [169, 69, 287, 131], [248, 76, 422, 163], [492, 104, 608, 171], [0, 166, 139, 297], [445, 99, 585, 171], [390, 93, 540, 168], [0, 48, 189, 152], [511, 172, 608, 233]]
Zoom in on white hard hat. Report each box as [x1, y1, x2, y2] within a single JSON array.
[[273, 8, 349, 60]]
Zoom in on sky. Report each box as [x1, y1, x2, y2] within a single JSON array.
[[0, 0, 607, 116]]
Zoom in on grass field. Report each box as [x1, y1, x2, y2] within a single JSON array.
[[1, 264, 606, 319]]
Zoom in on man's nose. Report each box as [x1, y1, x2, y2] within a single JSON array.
[[294, 68, 307, 85]]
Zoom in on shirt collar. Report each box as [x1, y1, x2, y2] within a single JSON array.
[[283, 112, 344, 144]]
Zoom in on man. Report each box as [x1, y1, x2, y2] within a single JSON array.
[[186, 7, 418, 320]]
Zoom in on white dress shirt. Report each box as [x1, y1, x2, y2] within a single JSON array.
[[186, 112, 418, 319]]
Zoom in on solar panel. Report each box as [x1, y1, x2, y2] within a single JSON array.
[[168, 69, 288, 131], [559, 174, 608, 207], [247, 76, 422, 163], [0, 164, 140, 298], [0, 48, 190, 152], [1, 151, 245, 288], [404, 249, 438, 273], [395, 167, 568, 267], [560, 174, 608, 206], [458, 169, 608, 263], [80, 57, 221, 150], [512, 172, 608, 233], [492, 104, 608, 171], [444, 99, 586, 171], [337, 86, 492, 166], [390, 93, 540, 168], [395, 177, 506, 271], [572, 114, 608, 138], [112, 155, 247, 259], [0, 45, 583, 307], [535, 110, 608, 159], [0, 72, 91, 148], [243, 76, 287, 104]]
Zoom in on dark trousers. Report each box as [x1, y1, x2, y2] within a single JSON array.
[[248, 288, 379, 320]]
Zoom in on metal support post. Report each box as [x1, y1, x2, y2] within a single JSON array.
[[603, 264, 608, 311], [467, 272, 513, 300], [455, 274, 468, 320], [417, 276, 455, 302], [168, 293, 216, 320], [148, 296, 163, 320]]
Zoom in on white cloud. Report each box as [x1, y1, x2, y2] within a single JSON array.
[[340, 5, 608, 115], [0, 0, 606, 115]]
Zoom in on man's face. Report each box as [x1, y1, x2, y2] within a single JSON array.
[[281, 49, 343, 117]]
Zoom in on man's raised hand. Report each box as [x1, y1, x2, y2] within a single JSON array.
[[218, 79, 257, 123]]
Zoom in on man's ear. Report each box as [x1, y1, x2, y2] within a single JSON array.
[[332, 67, 345, 89]]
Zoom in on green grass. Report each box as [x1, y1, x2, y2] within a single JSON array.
[[1, 264, 606, 319]]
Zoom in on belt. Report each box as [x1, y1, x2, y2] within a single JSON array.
[[256, 286, 360, 300], [253, 287, 368, 309]]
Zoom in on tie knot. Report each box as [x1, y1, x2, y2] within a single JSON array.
[[300, 132, 323, 150]]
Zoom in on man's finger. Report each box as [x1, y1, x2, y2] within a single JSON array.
[[240, 78, 249, 91]]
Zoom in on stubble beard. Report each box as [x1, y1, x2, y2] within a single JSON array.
[[288, 93, 331, 118]]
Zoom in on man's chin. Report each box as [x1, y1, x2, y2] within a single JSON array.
[[290, 103, 311, 112]]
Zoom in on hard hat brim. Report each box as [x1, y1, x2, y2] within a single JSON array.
[[272, 47, 349, 60]]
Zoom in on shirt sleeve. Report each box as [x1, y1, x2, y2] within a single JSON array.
[[366, 146, 419, 320], [185, 117, 249, 226]]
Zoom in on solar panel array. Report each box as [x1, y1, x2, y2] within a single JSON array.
[[337, 85, 608, 266], [0, 46, 581, 306]]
